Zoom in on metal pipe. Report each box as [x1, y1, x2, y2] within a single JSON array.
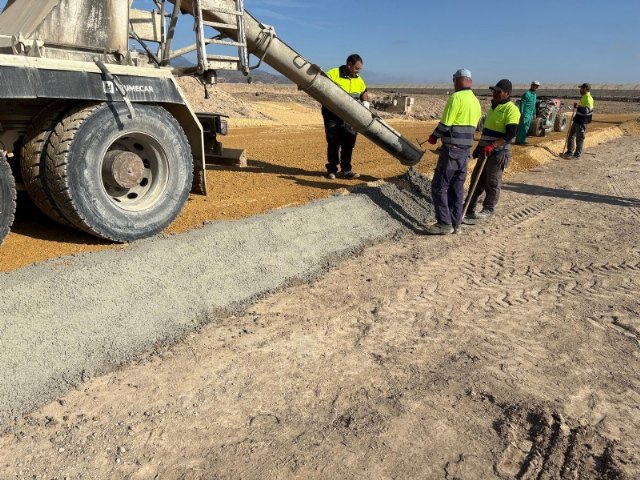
[[170, 0, 424, 166]]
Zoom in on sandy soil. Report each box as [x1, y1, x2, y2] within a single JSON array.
[[1, 127, 639, 479], [0, 80, 637, 272]]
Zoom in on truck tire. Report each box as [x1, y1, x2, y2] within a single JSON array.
[[529, 117, 546, 137], [20, 104, 73, 226], [45, 103, 194, 242], [554, 113, 568, 132], [0, 153, 17, 246]]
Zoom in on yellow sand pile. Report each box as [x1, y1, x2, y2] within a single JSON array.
[[507, 125, 626, 175], [229, 101, 323, 127]]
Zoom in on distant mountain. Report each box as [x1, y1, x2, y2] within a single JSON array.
[[169, 55, 290, 84], [171, 56, 196, 69]]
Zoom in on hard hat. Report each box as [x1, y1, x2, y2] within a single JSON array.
[[453, 68, 472, 79], [531, 80, 541, 86]]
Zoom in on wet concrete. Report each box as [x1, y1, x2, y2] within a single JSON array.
[[0, 178, 433, 431]]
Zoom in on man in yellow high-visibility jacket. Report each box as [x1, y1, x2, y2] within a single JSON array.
[[563, 83, 594, 159], [322, 54, 370, 180], [424, 68, 482, 235], [465, 78, 521, 221]]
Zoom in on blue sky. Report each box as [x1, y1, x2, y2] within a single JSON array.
[[243, 0, 640, 84], [1, 0, 638, 84]]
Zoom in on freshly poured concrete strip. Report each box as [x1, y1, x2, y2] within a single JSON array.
[[0, 178, 433, 431]]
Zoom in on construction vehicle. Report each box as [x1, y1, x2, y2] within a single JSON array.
[[0, 0, 424, 246], [518, 96, 568, 137], [372, 93, 415, 115]]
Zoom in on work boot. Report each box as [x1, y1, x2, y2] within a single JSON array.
[[326, 172, 336, 179], [453, 225, 462, 234], [474, 209, 494, 220], [339, 170, 360, 179], [424, 222, 454, 235], [573, 153, 581, 159], [562, 151, 573, 158]]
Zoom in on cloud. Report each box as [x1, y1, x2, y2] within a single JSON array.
[[250, 7, 326, 30]]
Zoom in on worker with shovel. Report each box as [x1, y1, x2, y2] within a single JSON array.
[[464, 79, 521, 222], [563, 83, 594, 159], [423, 68, 482, 235]]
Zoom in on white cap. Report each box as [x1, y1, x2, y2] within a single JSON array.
[[531, 80, 541, 86], [453, 68, 472, 79]]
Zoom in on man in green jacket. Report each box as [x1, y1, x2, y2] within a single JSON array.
[[515, 81, 540, 145]]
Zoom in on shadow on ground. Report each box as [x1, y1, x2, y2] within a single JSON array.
[[504, 182, 640, 208]]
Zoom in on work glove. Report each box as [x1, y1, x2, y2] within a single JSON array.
[[483, 144, 496, 158], [573, 102, 578, 109], [427, 134, 437, 145], [362, 101, 371, 110], [472, 145, 482, 159]]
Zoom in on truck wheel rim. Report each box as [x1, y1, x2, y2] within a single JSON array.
[[100, 132, 170, 212]]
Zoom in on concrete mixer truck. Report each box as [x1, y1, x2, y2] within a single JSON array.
[[0, 0, 424, 245]]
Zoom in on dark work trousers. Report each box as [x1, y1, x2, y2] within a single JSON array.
[[566, 122, 587, 155], [467, 150, 510, 213], [431, 145, 470, 227], [322, 107, 357, 173]]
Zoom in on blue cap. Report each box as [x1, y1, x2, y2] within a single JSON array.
[[453, 68, 472, 79]]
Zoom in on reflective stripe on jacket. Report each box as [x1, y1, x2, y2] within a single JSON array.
[[479, 100, 521, 151], [433, 88, 482, 148], [574, 92, 594, 125]]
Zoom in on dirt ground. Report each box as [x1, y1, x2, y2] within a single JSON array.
[[0, 80, 637, 272], [1, 120, 639, 478], [1, 84, 639, 478]]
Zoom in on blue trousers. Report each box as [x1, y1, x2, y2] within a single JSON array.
[[431, 145, 470, 227]]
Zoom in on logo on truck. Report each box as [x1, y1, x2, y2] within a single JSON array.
[[103, 81, 155, 94]]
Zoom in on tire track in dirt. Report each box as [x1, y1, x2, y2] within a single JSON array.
[[605, 139, 640, 220], [493, 403, 629, 479], [0, 136, 638, 478], [383, 138, 640, 477]]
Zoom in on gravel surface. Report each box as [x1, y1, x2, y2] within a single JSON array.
[[0, 178, 433, 432]]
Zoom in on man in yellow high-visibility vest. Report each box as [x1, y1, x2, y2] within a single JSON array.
[[465, 78, 521, 221], [322, 54, 370, 180], [424, 68, 482, 235], [563, 83, 595, 159]]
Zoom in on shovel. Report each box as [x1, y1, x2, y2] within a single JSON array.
[[561, 107, 577, 156], [460, 155, 488, 224]]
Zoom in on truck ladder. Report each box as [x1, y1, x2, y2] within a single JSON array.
[[193, 0, 249, 75]]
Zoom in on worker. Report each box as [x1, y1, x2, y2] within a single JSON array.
[[465, 79, 521, 221], [322, 54, 370, 180], [515, 80, 540, 145], [563, 83, 594, 159], [424, 68, 482, 235]]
